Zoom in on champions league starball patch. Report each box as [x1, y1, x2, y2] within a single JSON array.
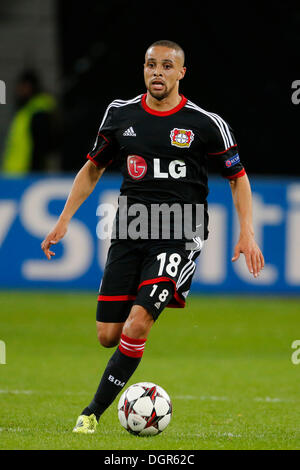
[[170, 128, 194, 148]]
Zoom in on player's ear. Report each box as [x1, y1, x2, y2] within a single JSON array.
[[179, 67, 186, 81]]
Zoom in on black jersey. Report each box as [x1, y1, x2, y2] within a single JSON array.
[[87, 93, 245, 240]]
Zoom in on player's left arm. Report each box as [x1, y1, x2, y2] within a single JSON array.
[[204, 113, 264, 278], [229, 173, 264, 277]]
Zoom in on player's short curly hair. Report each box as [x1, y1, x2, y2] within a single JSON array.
[[147, 40, 185, 65]]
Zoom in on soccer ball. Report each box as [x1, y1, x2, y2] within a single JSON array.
[[117, 382, 172, 436]]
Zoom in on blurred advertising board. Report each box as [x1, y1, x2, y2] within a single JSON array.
[[0, 175, 299, 293]]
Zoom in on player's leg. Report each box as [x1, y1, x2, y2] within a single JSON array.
[[73, 240, 142, 433], [78, 278, 175, 425], [73, 241, 195, 432], [94, 238, 141, 347], [73, 301, 171, 432], [122, 304, 154, 338], [73, 309, 131, 434], [96, 321, 124, 348], [74, 245, 179, 430], [87, 240, 202, 426], [78, 304, 154, 425], [96, 300, 156, 348]]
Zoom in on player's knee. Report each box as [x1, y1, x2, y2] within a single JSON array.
[[96, 323, 122, 348], [97, 331, 120, 348], [123, 305, 154, 339]]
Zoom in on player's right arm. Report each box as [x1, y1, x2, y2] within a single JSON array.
[[41, 161, 106, 260], [41, 102, 118, 260]]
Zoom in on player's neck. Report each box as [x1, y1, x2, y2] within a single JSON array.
[[145, 91, 182, 112]]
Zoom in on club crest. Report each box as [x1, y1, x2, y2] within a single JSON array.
[[170, 128, 194, 148]]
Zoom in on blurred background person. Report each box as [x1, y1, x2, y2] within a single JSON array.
[[1, 69, 60, 174]]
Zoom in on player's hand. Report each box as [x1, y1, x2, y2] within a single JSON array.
[[232, 234, 264, 278], [41, 220, 68, 260]]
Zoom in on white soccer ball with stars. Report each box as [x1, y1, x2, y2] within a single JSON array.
[[117, 382, 172, 436]]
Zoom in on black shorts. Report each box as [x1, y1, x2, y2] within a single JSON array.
[[96, 238, 202, 322]]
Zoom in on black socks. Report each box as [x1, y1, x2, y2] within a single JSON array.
[[82, 334, 146, 420]]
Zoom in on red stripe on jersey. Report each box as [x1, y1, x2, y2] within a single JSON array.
[[141, 93, 187, 116], [98, 294, 136, 301], [207, 144, 238, 155], [87, 133, 111, 167], [87, 154, 100, 167], [97, 132, 110, 143], [87, 154, 112, 169], [225, 168, 246, 180], [90, 142, 110, 159]]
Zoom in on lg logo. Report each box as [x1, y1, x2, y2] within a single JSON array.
[[127, 155, 147, 180], [127, 155, 186, 180], [154, 158, 186, 179]]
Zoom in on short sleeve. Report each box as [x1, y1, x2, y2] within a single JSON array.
[[205, 114, 246, 179], [87, 104, 119, 168]]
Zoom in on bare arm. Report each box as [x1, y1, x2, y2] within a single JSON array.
[[229, 174, 264, 277], [41, 161, 106, 259]]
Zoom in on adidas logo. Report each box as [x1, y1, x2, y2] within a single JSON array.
[[123, 126, 136, 136], [154, 302, 161, 309]]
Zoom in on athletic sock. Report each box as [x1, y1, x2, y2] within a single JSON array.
[[81, 334, 146, 420]]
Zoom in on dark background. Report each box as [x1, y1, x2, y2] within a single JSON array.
[[56, 0, 299, 175]]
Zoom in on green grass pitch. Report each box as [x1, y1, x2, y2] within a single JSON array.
[[0, 291, 299, 450]]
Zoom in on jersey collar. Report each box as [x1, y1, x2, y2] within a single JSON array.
[[141, 93, 187, 116]]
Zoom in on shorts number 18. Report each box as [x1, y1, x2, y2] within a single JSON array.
[[157, 252, 181, 277]]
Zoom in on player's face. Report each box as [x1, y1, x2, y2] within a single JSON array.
[[144, 46, 186, 101]]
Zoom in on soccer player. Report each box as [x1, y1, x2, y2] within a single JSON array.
[[41, 40, 264, 434]]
